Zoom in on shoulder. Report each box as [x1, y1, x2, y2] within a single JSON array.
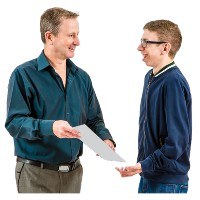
[[12, 58, 37, 76], [164, 67, 191, 92], [77, 66, 90, 78], [165, 67, 189, 85]]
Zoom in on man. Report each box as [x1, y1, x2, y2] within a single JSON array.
[[5, 7, 115, 193], [116, 20, 192, 193]]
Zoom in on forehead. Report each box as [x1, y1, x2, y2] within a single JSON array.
[[59, 18, 79, 32], [142, 29, 159, 40]]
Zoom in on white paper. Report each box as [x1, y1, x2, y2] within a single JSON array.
[[74, 124, 125, 162]]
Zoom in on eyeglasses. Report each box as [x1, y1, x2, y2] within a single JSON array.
[[140, 39, 167, 48]]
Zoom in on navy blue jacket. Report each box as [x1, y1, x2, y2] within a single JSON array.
[[137, 63, 192, 184], [5, 51, 114, 164]]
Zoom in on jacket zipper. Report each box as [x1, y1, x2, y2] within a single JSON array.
[[142, 73, 154, 158]]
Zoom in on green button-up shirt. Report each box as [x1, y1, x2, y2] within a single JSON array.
[[5, 51, 114, 164]]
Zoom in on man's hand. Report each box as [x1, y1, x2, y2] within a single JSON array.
[[115, 162, 142, 177], [96, 139, 115, 156], [104, 139, 115, 151], [53, 120, 81, 139]]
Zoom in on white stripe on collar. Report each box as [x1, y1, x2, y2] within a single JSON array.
[[154, 63, 176, 77]]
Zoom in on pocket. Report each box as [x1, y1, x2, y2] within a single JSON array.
[[15, 162, 25, 192], [159, 184, 176, 193]]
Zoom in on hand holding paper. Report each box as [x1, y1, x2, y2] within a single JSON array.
[[74, 124, 125, 162]]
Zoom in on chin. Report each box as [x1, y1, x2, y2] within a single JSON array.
[[66, 53, 75, 59], [143, 61, 148, 66], [146, 64, 152, 67], [143, 61, 152, 67]]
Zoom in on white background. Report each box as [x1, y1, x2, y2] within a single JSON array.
[[0, 0, 199, 200]]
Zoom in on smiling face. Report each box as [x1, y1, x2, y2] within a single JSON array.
[[137, 29, 166, 68], [45, 18, 80, 60], [52, 18, 80, 59]]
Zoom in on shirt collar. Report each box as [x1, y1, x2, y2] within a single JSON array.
[[66, 59, 78, 74], [37, 51, 78, 73], [37, 51, 50, 71], [154, 61, 176, 77]]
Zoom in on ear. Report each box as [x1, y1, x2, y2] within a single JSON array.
[[44, 31, 54, 45], [161, 43, 171, 55]]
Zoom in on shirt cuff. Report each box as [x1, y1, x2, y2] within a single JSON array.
[[140, 156, 154, 172], [39, 120, 55, 136]]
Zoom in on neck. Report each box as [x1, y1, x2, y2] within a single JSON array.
[[44, 48, 67, 70], [153, 57, 173, 75]]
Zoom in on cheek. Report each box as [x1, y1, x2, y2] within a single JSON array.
[[148, 49, 160, 58], [57, 36, 72, 45], [65, 37, 74, 44]]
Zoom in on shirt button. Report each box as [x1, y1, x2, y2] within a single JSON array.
[[66, 113, 70, 115]]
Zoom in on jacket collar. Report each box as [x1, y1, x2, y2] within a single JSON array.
[[154, 61, 176, 77]]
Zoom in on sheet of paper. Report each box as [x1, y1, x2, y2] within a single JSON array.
[[74, 124, 125, 162]]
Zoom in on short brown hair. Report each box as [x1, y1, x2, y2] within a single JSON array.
[[40, 7, 79, 43], [144, 20, 182, 58]]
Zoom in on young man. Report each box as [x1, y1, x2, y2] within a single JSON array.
[[116, 20, 192, 193], [5, 7, 115, 193]]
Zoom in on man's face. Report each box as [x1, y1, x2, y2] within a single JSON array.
[[52, 18, 80, 59], [137, 29, 165, 68]]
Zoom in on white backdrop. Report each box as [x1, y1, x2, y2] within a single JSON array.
[[0, 0, 199, 200]]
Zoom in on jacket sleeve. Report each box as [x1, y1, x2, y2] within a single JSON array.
[[85, 74, 115, 145], [141, 76, 191, 173], [5, 69, 54, 140]]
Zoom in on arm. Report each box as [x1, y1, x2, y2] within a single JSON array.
[[5, 69, 80, 140], [85, 75, 115, 147]]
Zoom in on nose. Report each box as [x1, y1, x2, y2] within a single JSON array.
[[74, 36, 80, 46], [137, 43, 143, 51]]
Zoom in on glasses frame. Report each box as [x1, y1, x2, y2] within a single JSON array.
[[140, 39, 167, 48]]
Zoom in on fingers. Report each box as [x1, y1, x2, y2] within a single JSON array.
[[58, 129, 80, 139], [124, 163, 142, 171], [115, 167, 124, 172], [53, 120, 81, 139], [115, 166, 141, 177], [118, 170, 138, 177], [120, 171, 137, 177], [111, 146, 115, 151], [104, 139, 115, 151], [63, 126, 80, 138], [125, 166, 135, 171], [115, 167, 134, 177]]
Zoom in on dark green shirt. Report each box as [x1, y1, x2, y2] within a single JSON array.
[[5, 51, 114, 164]]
